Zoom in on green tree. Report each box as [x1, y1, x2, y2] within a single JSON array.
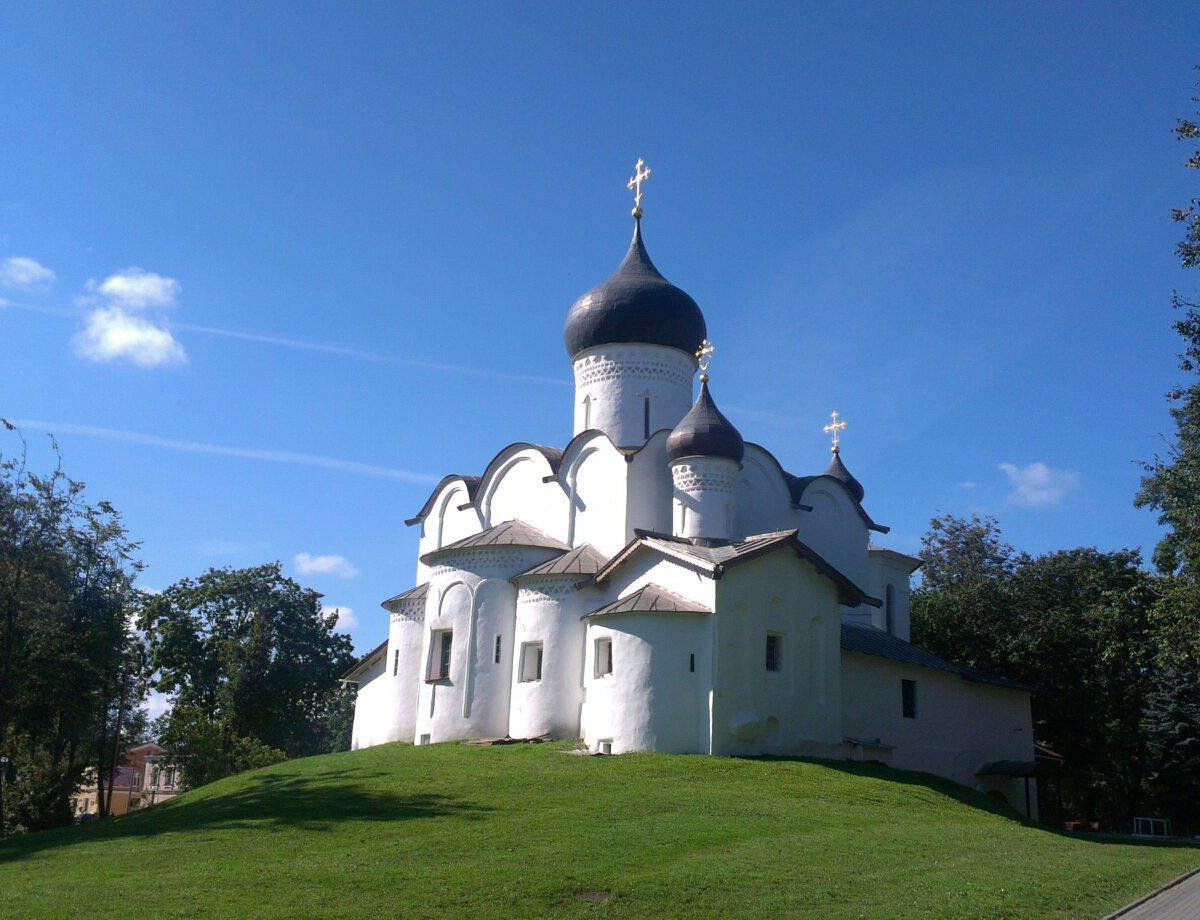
[[0, 425, 145, 834], [141, 563, 355, 789]]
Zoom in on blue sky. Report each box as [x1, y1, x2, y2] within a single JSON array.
[[1, 3, 1196, 657]]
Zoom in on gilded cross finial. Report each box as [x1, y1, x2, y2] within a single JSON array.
[[628, 158, 651, 219], [824, 410, 847, 453], [696, 338, 715, 382]]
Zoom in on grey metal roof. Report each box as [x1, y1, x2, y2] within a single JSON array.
[[824, 448, 865, 502], [564, 220, 707, 359], [419, 519, 568, 564], [514, 543, 610, 579], [840, 623, 1033, 692], [584, 583, 712, 618], [380, 582, 429, 612], [666, 379, 745, 464], [595, 529, 880, 608], [340, 638, 388, 682]]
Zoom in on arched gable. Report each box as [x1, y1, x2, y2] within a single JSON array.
[[558, 430, 631, 556], [478, 445, 569, 540], [737, 443, 798, 536], [795, 476, 869, 591]]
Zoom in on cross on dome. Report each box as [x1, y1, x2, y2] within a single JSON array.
[[696, 338, 715, 381], [628, 158, 651, 218], [823, 410, 847, 453]]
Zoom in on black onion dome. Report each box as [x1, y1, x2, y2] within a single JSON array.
[[564, 221, 707, 359], [666, 380, 745, 464], [824, 449, 865, 503]]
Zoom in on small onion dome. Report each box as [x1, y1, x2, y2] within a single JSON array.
[[666, 379, 745, 465], [824, 448, 865, 503], [564, 221, 707, 359]]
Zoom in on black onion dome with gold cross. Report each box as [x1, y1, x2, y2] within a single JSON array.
[[666, 340, 744, 465], [822, 411, 865, 502], [564, 159, 707, 360]]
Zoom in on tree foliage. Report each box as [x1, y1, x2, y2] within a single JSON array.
[[141, 563, 355, 789], [0, 425, 146, 834]]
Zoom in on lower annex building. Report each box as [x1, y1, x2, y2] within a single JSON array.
[[343, 165, 1038, 817]]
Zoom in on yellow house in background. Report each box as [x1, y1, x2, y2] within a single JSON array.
[[72, 743, 182, 819]]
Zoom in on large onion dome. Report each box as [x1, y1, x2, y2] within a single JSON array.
[[824, 448, 865, 503], [666, 379, 745, 464], [564, 220, 707, 359]]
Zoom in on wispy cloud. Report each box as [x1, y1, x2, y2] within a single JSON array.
[[172, 322, 570, 387], [0, 256, 55, 290], [296, 553, 359, 579], [322, 605, 358, 632], [8, 419, 440, 485], [73, 306, 187, 367], [74, 267, 186, 367], [998, 461, 1080, 508]]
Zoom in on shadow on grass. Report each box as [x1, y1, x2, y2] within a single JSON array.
[[0, 768, 491, 864], [751, 755, 1200, 850]]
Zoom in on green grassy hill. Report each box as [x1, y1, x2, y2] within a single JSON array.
[[1, 742, 1195, 918]]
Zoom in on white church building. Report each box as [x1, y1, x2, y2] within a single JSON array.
[[344, 164, 1038, 817]]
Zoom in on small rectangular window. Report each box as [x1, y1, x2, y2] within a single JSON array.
[[419, 733, 431, 746], [393, 649, 400, 676], [519, 641, 544, 682], [643, 396, 651, 440], [595, 637, 613, 677], [902, 679, 917, 719], [766, 634, 782, 672], [427, 630, 453, 681], [494, 635, 502, 664], [689, 652, 695, 673]]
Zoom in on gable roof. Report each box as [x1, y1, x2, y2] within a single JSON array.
[[594, 530, 881, 608], [584, 583, 712, 619], [513, 543, 610, 579], [840, 623, 1033, 692], [404, 475, 482, 527], [340, 639, 389, 683], [419, 519, 568, 565], [381, 582, 429, 613]]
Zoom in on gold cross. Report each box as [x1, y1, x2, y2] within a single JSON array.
[[823, 410, 847, 452], [628, 158, 651, 218], [695, 339, 715, 380]]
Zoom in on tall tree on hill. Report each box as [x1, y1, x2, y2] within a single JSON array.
[[1136, 70, 1200, 833], [141, 563, 355, 789], [0, 426, 145, 834]]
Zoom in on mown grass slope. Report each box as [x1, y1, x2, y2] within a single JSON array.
[[1, 742, 1196, 918]]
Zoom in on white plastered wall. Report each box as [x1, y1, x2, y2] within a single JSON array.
[[736, 447, 798, 537], [794, 481, 869, 594], [415, 480, 483, 584], [710, 549, 844, 756], [671, 455, 740, 541], [840, 652, 1037, 817], [479, 449, 569, 541], [414, 545, 559, 744], [349, 654, 393, 750], [561, 435, 630, 557], [860, 549, 917, 639], [385, 601, 427, 743], [624, 430, 673, 539], [508, 577, 598, 739], [572, 343, 696, 448]]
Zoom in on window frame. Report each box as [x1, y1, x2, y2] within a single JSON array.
[[518, 641, 544, 682], [901, 678, 917, 719], [594, 636, 613, 678], [765, 633, 783, 672], [426, 629, 453, 682]]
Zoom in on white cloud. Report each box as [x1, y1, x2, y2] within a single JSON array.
[[72, 306, 187, 367], [1, 256, 56, 290], [295, 552, 359, 579], [11, 419, 440, 484], [998, 462, 1080, 508], [146, 690, 172, 721], [96, 268, 180, 310], [323, 605, 358, 632]]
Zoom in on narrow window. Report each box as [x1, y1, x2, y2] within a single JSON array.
[[582, 394, 592, 429], [643, 395, 651, 439], [519, 641, 544, 682], [595, 637, 613, 677], [885, 584, 896, 635], [902, 679, 917, 719], [766, 634, 782, 672], [494, 635, 502, 664], [393, 649, 400, 676], [689, 652, 695, 673], [427, 630, 453, 681]]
